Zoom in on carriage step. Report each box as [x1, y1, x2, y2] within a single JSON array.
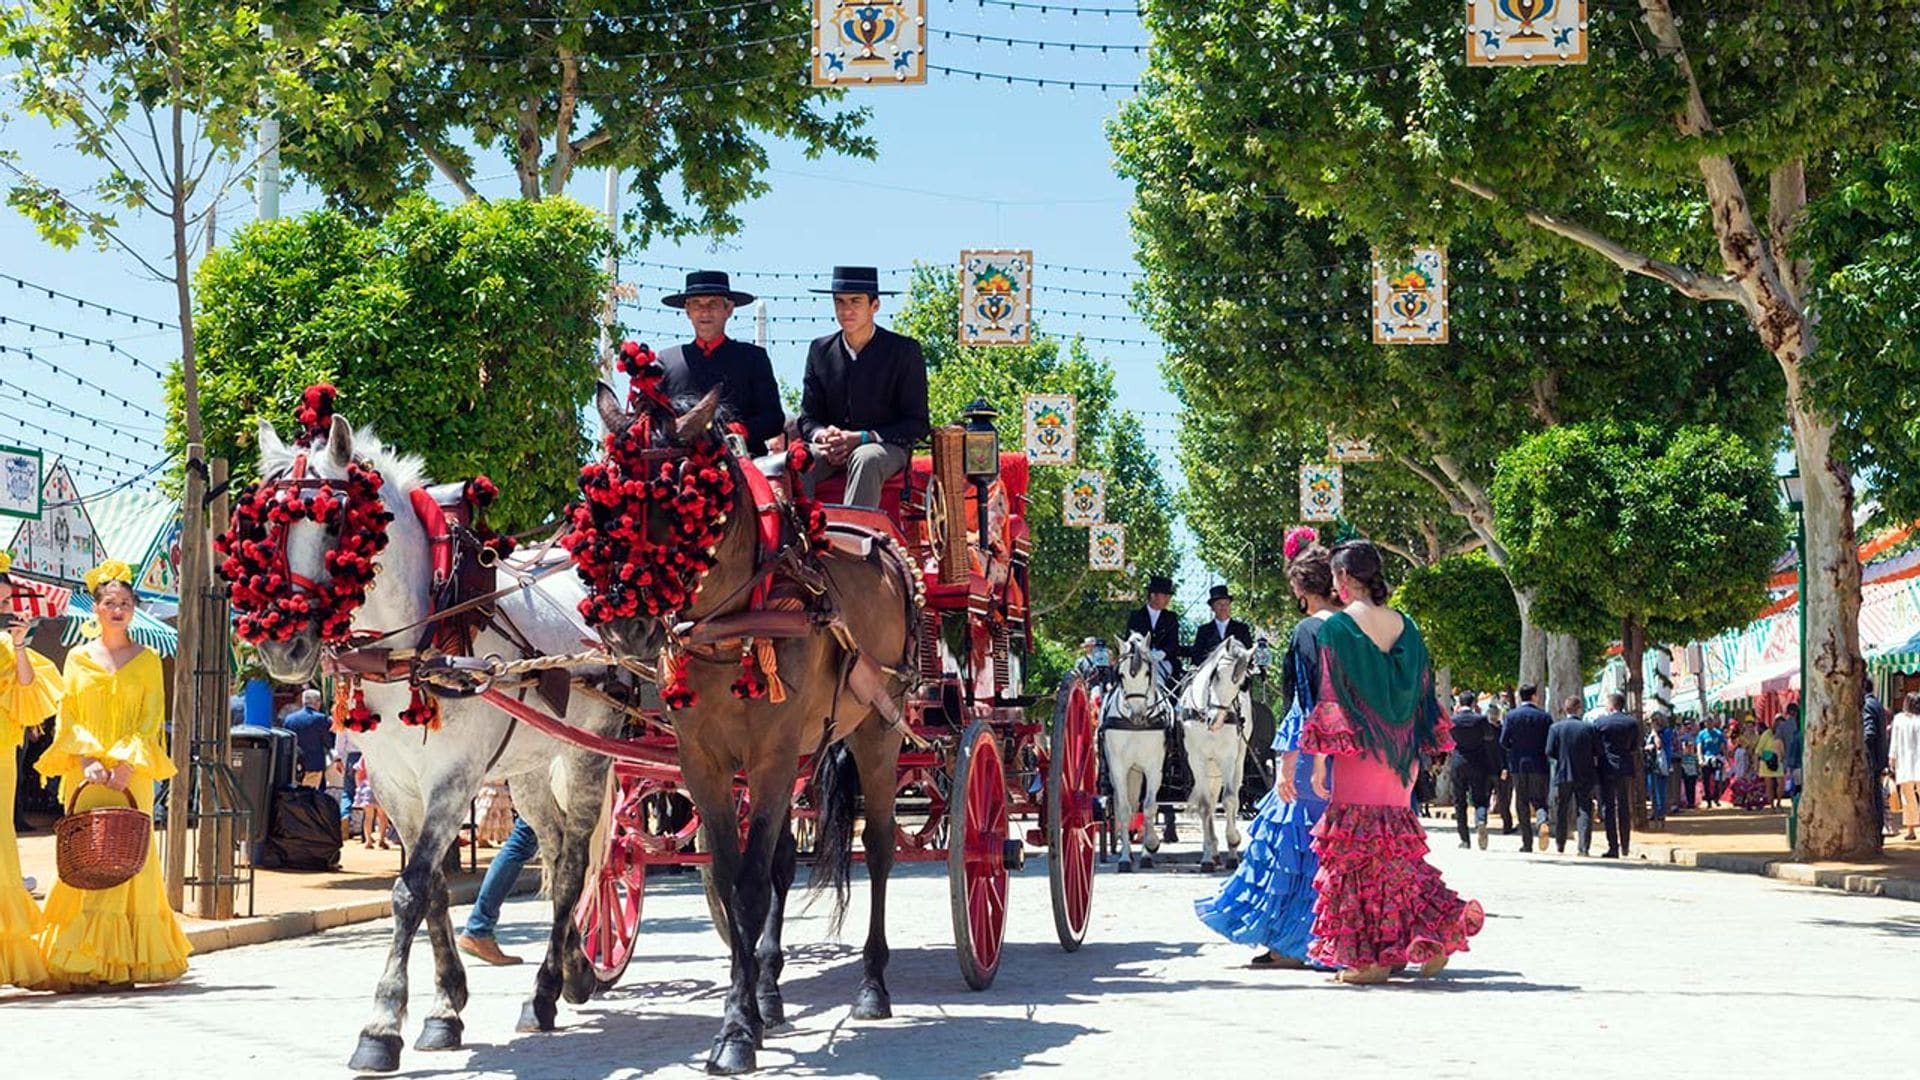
[[1002, 839, 1027, 871]]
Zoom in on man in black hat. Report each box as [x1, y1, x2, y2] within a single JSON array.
[[1188, 584, 1252, 667], [1124, 574, 1183, 687], [655, 271, 785, 455], [797, 266, 931, 507]]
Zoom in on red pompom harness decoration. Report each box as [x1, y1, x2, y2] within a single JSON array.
[[564, 342, 741, 708], [216, 384, 393, 647]]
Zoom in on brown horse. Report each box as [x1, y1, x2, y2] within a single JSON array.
[[585, 381, 916, 1075]]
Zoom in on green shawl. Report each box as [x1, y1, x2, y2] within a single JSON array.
[[1314, 610, 1443, 782]]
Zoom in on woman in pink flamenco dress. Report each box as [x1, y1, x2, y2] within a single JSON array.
[[1303, 540, 1484, 985]]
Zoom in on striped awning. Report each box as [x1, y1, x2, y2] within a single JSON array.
[[1869, 628, 1920, 675], [1711, 657, 1799, 704], [58, 591, 178, 657]]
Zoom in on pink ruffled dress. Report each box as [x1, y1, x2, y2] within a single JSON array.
[[1300, 668, 1483, 972]]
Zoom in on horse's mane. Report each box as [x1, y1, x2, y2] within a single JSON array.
[[1180, 638, 1249, 711], [260, 424, 430, 493]]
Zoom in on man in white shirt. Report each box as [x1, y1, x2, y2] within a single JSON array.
[[1188, 584, 1252, 667]]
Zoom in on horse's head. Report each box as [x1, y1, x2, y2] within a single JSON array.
[[228, 407, 411, 685], [569, 359, 752, 666], [1209, 636, 1255, 704]]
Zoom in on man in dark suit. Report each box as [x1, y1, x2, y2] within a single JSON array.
[[1123, 575, 1182, 687], [1592, 691, 1644, 858], [1448, 692, 1497, 850], [1864, 676, 1892, 835], [1546, 697, 1602, 855], [1187, 584, 1252, 667], [797, 266, 931, 507], [655, 271, 785, 456], [1500, 682, 1554, 852]]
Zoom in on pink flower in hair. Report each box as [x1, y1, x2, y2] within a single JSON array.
[[1283, 526, 1320, 561]]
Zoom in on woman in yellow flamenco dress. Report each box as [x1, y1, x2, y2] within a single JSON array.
[[0, 555, 61, 989], [36, 561, 190, 990]]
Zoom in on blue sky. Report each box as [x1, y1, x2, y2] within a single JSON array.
[[0, 3, 1224, 605]]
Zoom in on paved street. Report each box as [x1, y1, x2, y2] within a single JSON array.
[[4, 823, 1912, 1079]]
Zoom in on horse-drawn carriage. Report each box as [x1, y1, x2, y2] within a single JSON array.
[[223, 365, 1099, 1073]]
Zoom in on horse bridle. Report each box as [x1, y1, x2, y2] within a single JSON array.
[[262, 452, 355, 610]]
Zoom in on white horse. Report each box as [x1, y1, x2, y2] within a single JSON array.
[[1101, 632, 1172, 872], [1178, 636, 1256, 872], [250, 413, 624, 1075]]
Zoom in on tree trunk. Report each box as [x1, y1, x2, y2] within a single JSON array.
[[1623, 617, 1649, 829], [1547, 632, 1583, 721], [1515, 585, 1547, 693], [514, 104, 543, 200], [1791, 404, 1874, 859]]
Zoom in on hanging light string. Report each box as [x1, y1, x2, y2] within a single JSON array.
[[0, 273, 179, 331], [0, 344, 167, 424], [343, 0, 789, 29], [0, 382, 166, 447], [0, 408, 154, 481], [0, 314, 170, 377], [41, 452, 178, 509]]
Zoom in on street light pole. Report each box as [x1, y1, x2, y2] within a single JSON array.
[[1781, 469, 1807, 849]]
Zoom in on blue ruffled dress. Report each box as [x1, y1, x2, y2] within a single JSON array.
[[1194, 618, 1328, 961]]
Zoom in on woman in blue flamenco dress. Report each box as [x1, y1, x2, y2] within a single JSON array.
[[1196, 530, 1334, 968]]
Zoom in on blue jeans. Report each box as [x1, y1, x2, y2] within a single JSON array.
[[1647, 769, 1670, 819], [463, 816, 538, 938]]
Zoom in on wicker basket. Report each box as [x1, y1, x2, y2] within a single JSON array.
[[55, 781, 152, 891]]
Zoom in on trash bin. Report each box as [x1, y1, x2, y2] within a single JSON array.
[[229, 725, 295, 844]]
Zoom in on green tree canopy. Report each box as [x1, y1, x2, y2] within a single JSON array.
[[262, 2, 872, 241], [1118, 0, 1917, 857], [1492, 422, 1786, 648], [174, 196, 610, 531], [892, 266, 1180, 665], [1393, 552, 1521, 694]]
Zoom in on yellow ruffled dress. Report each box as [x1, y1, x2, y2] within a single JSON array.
[[1, 639, 61, 989], [35, 647, 190, 989]]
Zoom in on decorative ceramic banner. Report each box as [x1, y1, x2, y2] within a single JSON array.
[[1063, 468, 1107, 527], [1328, 433, 1379, 462], [1023, 393, 1076, 465], [1089, 523, 1126, 571], [4, 462, 104, 582], [1372, 248, 1449, 345], [0, 444, 42, 520], [811, 0, 927, 86], [1299, 463, 1343, 522], [1466, 0, 1589, 66], [959, 249, 1033, 346]]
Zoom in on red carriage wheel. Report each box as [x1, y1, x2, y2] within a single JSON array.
[[573, 767, 649, 991], [1048, 676, 1097, 952], [948, 716, 1009, 991]]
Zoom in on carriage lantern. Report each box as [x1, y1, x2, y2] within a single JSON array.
[[959, 397, 1001, 481]]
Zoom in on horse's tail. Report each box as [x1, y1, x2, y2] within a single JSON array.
[[560, 759, 618, 903], [806, 740, 861, 937]]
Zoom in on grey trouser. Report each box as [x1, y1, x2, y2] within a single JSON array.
[[806, 441, 910, 508]]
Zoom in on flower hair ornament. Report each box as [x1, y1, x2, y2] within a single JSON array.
[[1283, 526, 1321, 562], [84, 560, 134, 593], [0, 551, 11, 575]]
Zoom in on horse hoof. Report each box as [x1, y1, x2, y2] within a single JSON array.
[[1116, 859, 1133, 874], [757, 990, 786, 1028], [562, 964, 597, 1006], [516, 998, 558, 1034], [1162, 827, 1180, 845], [348, 1033, 404, 1074], [851, 983, 892, 1020], [1138, 854, 1154, 870], [1198, 858, 1217, 873], [1225, 854, 1241, 871], [414, 1017, 464, 1052], [707, 1035, 757, 1075]]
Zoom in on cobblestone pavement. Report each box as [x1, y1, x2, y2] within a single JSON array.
[[4, 823, 1911, 1079]]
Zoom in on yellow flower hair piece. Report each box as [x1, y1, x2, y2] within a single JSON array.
[[0, 550, 11, 574], [84, 559, 134, 593]]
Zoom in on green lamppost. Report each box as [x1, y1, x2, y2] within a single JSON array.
[[1779, 468, 1806, 849]]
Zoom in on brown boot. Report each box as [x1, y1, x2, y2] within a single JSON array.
[[457, 934, 522, 966]]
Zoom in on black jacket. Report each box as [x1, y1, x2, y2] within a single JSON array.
[[1865, 693, 1891, 773], [1124, 606, 1182, 684], [657, 337, 785, 455], [1591, 710, 1644, 779], [1500, 703, 1554, 774], [1546, 717, 1602, 788], [1189, 618, 1253, 667], [797, 326, 932, 448], [1449, 708, 1497, 772]]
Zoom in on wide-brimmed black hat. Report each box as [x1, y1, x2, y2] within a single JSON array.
[[1147, 574, 1175, 596], [1207, 584, 1233, 603], [663, 270, 755, 308], [810, 265, 897, 296]]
